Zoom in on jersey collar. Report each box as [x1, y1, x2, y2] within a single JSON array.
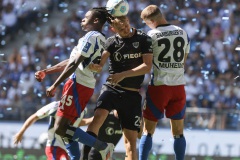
[[156, 24, 171, 28]]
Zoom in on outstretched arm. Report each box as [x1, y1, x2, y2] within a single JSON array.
[[13, 113, 39, 145], [35, 59, 69, 82]]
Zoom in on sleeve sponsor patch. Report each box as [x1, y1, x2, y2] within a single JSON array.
[[82, 42, 91, 53]]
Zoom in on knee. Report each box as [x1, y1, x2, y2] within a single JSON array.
[[172, 126, 184, 135], [124, 139, 137, 152]]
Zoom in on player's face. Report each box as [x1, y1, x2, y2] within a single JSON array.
[[111, 16, 131, 38], [81, 11, 95, 31]]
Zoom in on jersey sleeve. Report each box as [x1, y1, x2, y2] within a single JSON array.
[[140, 34, 153, 55], [35, 101, 59, 119], [75, 31, 97, 58], [104, 36, 115, 54]]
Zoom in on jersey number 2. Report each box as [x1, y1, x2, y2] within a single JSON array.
[[158, 37, 185, 62]]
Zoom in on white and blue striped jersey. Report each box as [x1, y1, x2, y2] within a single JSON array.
[[36, 101, 85, 150], [147, 24, 190, 86], [69, 31, 106, 88]]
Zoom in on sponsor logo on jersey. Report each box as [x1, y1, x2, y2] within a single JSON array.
[[132, 42, 139, 48], [113, 52, 122, 61], [114, 52, 142, 61], [123, 53, 141, 59], [82, 42, 91, 53]]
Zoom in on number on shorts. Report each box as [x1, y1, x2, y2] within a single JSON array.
[[59, 95, 73, 109], [134, 116, 141, 127]]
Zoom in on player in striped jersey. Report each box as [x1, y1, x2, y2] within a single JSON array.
[[139, 5, 190, 160], [35, 7, 114, 160]]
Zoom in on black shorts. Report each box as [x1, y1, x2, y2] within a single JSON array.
[[96, 85, 142, 131]]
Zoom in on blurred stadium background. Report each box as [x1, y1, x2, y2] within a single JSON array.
[[0, 0, 240, 159]]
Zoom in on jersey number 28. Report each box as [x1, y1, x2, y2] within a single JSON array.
[[157, 37, 185, 62]]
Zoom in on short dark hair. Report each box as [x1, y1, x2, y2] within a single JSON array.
[[91, 7, 114, 25]]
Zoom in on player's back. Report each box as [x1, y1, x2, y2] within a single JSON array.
[[69, 31, 106, 88], [148, 24, 190, 86]]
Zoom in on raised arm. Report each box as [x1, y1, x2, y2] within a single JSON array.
[[35, 59, 69, 82]]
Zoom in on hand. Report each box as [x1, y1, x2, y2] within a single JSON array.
[[46, 85, 56, 97], [88, 63, 102, 72], [108, 72, 125, 86], [35, 71, 46, 82], [13, 132, 23, 145]]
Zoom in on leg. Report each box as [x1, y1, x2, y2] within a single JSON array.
[[87, 108, 109, 135], [139, 118, 158, 160], [170, 119, 186, 160], [122, 128, 138, 160], [54, 116, 81, 160], [81, 108, 110, 159]]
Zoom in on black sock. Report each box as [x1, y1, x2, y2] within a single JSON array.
[[81, 131, 97, 160]]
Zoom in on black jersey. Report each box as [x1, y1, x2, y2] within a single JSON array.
[[105, 28, 153, 89]]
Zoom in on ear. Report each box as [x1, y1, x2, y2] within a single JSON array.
[[94, 18, 99, 24]]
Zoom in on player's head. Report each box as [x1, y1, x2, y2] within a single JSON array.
[[81, 7, 113, 32], [141, 5, 164, 29], [110, 16, 132, 38]]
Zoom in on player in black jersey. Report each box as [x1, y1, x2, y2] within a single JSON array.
[[83, 16, 153, 160]]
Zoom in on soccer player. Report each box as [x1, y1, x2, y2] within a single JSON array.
[[13, 101, 91, 160], [83, 16, 153, 160], [139, 5, 190, 160], [36, 7, 114, 160]]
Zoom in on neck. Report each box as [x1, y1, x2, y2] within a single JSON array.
[[155, 19, 168, 27]]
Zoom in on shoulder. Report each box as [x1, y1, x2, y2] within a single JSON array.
[[106, 35, 116, 45], [83, 31, 104, 41], [135, 29, 151, 40], [135, 29, 149, 37]]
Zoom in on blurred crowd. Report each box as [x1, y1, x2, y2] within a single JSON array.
[[0, 0, 239, 130]]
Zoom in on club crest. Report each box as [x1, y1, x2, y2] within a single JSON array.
[[132, 42, 139, 48]]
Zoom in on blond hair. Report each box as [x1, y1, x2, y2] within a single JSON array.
[[141, 5, 162, 20]]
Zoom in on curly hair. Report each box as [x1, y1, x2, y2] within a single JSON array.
[[91, 7, 115, 25]]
